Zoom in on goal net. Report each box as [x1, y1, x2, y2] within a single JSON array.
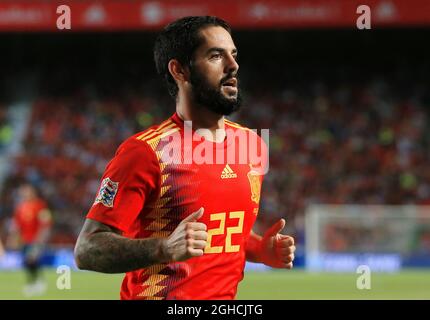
[[305, 205, 430, 272]]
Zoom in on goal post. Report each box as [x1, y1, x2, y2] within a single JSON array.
[[305, 205, 430, 272]]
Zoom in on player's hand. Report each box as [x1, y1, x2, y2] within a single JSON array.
[[260, 219, 295, 269], [162, 207, 207, 262]]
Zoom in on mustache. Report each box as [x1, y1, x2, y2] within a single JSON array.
[[220, 74, 239, 85]]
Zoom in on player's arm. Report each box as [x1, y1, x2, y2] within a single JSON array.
[[74, 208, 207, 274], [245, 219, 295, 269], [75, 140, 207, 273], [244, 137, 295, 267], [245, 230, 263, 263]]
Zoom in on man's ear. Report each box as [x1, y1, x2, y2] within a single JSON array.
[[168, 59, 190, 84]]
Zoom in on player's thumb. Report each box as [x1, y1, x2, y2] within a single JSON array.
[[182, 207, 204, 223], [265, 218, 286, 237]]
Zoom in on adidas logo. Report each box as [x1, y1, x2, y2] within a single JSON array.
[[221, 164, 237, 179]]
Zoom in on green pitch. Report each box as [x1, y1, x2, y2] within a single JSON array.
[[0, 269, 429, 300]]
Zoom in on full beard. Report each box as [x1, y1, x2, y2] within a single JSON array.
[[189, 66, 242, 116]]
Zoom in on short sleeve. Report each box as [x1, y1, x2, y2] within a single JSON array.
[[86, 138, 160, 233]]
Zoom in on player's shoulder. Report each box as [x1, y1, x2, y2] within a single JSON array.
[[134, 117, 181, 147], [224, 117, 250, 131], [116, 117, 180, 154], [224, 118, 264, 141], [224, 118, 258, 135]]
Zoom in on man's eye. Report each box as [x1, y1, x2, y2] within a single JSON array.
[[211, 54, 221, 59]]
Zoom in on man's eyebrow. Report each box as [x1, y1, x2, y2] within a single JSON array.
[[206, 47, 238, 55]]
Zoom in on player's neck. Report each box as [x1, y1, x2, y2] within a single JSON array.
[[176, 100, 225, 143]]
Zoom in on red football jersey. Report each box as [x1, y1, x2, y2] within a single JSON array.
[[14, 199, 51, 244], [87, 112, 268, 300]]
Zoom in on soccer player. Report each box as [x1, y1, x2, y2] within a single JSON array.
[[8, 183, 52, 296], [74, 16, 295, 300]]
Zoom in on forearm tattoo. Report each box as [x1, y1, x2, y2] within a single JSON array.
[[75, 232, 166, 273]]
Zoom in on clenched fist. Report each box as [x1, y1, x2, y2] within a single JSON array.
[[161, 208, 208, 262]]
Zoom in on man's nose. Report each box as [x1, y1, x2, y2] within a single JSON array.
[[225, 53, 239, 74]]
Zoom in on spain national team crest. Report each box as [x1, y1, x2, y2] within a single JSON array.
[[94, 177, 119, 208], [247, 164, 261, 205]]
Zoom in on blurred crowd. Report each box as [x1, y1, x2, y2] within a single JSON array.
[[0, 107, 13, 150], [0, 26, 429, 251], [0, 87, 171, 244], [240, 75, 430, 238], [1, 68, 429, 246]]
